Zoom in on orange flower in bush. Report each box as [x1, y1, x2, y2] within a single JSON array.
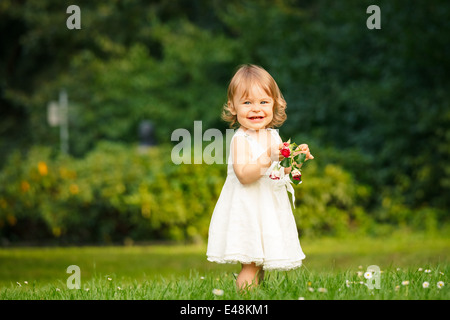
[[38, 162, 48, 176], [21, 181, 30, 193]]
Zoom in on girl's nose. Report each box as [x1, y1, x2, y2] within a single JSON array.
[[251, 103, 261, 112]]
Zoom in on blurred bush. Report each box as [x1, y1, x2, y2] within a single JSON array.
[[1, 0, 448, 243], [0, 142, 225, 244], [0, 142, 445, 244]]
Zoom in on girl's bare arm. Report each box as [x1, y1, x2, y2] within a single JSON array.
[[232, 136, 283, 185]]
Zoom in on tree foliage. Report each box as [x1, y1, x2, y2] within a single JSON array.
[[1, 0, 449, 242]]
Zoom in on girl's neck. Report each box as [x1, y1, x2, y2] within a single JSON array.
[[239, 126, 271, 142], [240, 126, 268, 134]]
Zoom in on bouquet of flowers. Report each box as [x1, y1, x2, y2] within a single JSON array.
[[269, 140, 314, 185]]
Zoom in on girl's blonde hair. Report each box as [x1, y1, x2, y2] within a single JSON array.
[[221, 64, 287, 128]]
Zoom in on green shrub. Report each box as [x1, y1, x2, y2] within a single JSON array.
[[0, 142, 226, 243], [0, 141, 444, 244], [293, 161, 373, 237]]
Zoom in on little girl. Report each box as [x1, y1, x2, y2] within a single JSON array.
[[206, 64, 313, 290]]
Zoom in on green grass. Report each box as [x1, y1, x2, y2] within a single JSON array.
[[0, 232, 448, 300]]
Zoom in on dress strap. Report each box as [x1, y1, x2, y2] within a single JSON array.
[[267, 128, 282, 144], [231, 129, 262, 154]]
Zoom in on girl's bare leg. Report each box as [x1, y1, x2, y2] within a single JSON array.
[[236, 262, 264, 290]]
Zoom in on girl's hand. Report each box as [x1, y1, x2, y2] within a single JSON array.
[[275, 143, 286, 162], [266, 143, 285, 162], [294, 144, 314, 161]]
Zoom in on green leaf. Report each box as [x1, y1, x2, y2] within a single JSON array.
[[280, 157, 290, 167], [299, 153, 306, 163], [294, 153, 306, 164]]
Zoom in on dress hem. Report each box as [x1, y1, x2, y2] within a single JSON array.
[[207, 255, 304, 271]]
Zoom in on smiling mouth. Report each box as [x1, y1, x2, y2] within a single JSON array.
[[248, 116, 264, 120]]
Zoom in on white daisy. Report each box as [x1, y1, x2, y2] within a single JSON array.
[[364, 272, 373, 279], [437, 281, 444, 289], [422, 282, 429, 288], [212, 288, 224, 296]]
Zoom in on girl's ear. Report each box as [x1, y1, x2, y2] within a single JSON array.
[[228, 100, 237, 115]]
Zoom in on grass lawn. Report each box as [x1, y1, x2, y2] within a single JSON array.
[[0, 231, 448, 300]]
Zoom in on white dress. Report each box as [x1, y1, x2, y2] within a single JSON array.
[[206, 128, 305, 271]]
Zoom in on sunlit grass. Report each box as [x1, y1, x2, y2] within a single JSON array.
[[0, 231, 448, 299], [1, 266, 448, 300]]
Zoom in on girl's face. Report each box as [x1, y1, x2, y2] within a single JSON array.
[[230, 84, 274, 131]]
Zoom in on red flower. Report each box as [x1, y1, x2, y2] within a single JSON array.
[[291, 168, 302, 181], [281, 146, 291, 158], [269, 169, 281, 180]]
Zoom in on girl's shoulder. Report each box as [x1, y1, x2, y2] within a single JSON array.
[[267, 127, 280, 135], [267, 127, 282, 142], [230, 129, 251, 150], [231, 128, 250, 140]]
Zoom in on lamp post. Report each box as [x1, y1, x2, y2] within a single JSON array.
[[47, 89, 69, 154]]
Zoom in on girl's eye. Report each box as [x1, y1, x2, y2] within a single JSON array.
[[243, 101, 251, 105], [261, 101, 267, 104]]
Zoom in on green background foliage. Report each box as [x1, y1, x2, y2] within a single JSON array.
[[0, 0, 448, 243]]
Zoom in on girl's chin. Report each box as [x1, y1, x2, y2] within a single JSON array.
[[238, 117, 272, 130]]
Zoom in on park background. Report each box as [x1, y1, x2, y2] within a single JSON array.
[[0, 0, 449, 299]]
